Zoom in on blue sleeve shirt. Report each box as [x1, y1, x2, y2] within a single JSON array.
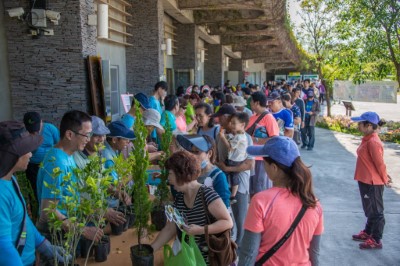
[[30, 123, 60, 164], [120, 114, 135, 129], [36, 148, 79, 216], [272, 108, 294, 135], [160, 111, 177, 132], [0, 177, 45, 266], [291, 104, 301, 119]]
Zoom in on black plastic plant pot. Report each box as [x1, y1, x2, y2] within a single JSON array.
[[111, 221, 125, 235], [130, 244, 154, 266], [151, 208, 166, 231], [126, 205, 136, 228], [80, 237, 94, 258], [94, 236, 110, 262]]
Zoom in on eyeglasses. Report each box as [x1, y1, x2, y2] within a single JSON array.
[[71, 130, 93, 139]]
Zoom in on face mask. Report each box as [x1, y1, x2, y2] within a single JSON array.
[[201, 160, 208, 169]]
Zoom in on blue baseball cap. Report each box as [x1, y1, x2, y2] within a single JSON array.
[[247, 136, 300, 167], [107, 121, 135, 139], [351, 111, 380, 125], [266, 91, 281, 102], [176, 134, 213, 153], [307, 90, 314, 98], [134, 93, 150, 109]]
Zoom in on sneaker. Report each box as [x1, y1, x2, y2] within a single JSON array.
[[301, 145, 307, 149], [352, 230, 371, 242], [359, 238, 382, 249], [307, 147, 313, 151]]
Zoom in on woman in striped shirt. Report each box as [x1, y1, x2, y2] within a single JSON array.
[[151, 151, 233, 264]]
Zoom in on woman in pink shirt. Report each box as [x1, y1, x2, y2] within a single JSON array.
[[239, 136, 323, 266], [351, 112, 391, 249], [176, 97, 197, 134]]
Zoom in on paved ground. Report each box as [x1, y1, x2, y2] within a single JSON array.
[[301, 128, 400, 266], [321, 95, 400, 121]]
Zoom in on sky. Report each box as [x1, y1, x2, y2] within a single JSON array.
[[287, 0, 303, 28]]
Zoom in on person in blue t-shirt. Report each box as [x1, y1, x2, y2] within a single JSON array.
[[102, 121, 135, 208], [120, 92, 151, 129], [0, 121, 70, 266], [36, 111, 103, 244], [301, 91, 321, 151], [267, 91, 294, 138], [160, 95, 179, 133], [149, 81, 168, 143], [23, 112, 60, 201]]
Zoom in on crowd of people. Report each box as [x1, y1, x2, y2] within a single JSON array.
[[0, 78, 390, 266]]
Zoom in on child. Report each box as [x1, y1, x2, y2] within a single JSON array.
[[218, 112, 249, 203]]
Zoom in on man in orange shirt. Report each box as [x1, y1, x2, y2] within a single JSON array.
[[246, 92, 279, 196], [351, 112, 391, 249]]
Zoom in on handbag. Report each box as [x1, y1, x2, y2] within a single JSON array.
[[164, 231, 206, 266], [201, 188, 237, 266], [254, 204, 307, 266], [246, 111, 269, 136]]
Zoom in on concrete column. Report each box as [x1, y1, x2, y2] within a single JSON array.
[[126, 0, 164, 94], [174, 23, 201, 86], [230, 59, 244, 84], [3, 0, 96, 124], [204, 44, 224, 87]]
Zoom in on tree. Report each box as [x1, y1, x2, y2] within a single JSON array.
[[295, 0, 340, 116], [342, 0, 400, 84]]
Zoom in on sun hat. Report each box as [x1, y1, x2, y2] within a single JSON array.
[[143, 109, 163, 130], [247, 136, 300, 167], [176, 134, 212, 153], [351, 111, 380, 125], [91, 116, 110, 135], [211, 103, 236, 118], [232, 96, 247, 107], [23, 111, 42, 133], [107, 121, 135, 139], [0, 121, 43, 176], [134, 93, 150, 109]]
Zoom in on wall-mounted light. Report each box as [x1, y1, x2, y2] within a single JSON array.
[[97, 4, 108, 38], [225, 57, 229, 67], [166, 38, 172, 56], [200, 50, 205, 63]]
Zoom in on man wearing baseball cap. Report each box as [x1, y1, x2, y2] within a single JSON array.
[[0, 121, 71, 265], [102, 121, 135, 208], [121, 92, 150, 129], [23, 112, 60, 201], [267, 91, 294, 138], [301, 90, 320, 151], [73, 116, 127, 227]]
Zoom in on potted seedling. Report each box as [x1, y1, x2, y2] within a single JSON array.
[[44, 147, 113, 266], [151, 114, 172, 231], [113, 152, 135, 233], [130, 99, 154, 266]]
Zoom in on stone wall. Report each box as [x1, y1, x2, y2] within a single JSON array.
[[3, 0, 96, 125], [230, 58, 244, 84], [204, 44, 224, 87], [126, 0, 164, 95]]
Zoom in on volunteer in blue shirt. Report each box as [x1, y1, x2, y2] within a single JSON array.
[[120, 92, 151, 129], [267, 91, 294, 138], [149, 81, 168, 142], [0, 121, 70, 266], [102, 121, 135, 208], [36, 111, 103, 243], [160, 95, 179, 133], [23, 112, 60, 200]]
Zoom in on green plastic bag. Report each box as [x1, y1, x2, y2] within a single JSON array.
[[164, 232, 206, 266]]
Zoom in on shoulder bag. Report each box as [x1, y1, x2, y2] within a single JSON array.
[[201, 187, 237, 266], [245, 111, 269, 136], [254, 204, 307, 266]]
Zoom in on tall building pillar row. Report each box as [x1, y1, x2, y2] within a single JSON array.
[[126, 0, 164, 94], [230, 58, 245, 85], [204, 44, 224, 87]]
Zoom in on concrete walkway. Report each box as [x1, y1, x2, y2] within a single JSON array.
[[300, 128, 400, 266]]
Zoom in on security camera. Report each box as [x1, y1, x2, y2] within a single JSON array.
[[46, 10, 61, 24], [7, 7, 25, 18]]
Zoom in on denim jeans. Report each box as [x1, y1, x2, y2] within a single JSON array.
[[232, 192, 249, 250], [301, 126, 315, 148]]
